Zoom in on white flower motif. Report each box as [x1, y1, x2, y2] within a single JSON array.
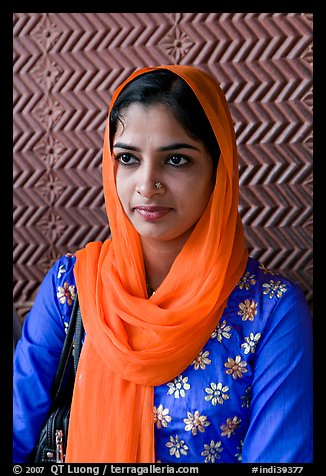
[[154, 404, 172, 429], [201, 440, 223, 463], [167, 375, 190, 398], [205, 382, 230, 405], [241, 332, 261, 354], [184, 410, 210, 435], [56, 282, 76, 306], [57, 264, 66, 279], [166, 435, 188, 458]]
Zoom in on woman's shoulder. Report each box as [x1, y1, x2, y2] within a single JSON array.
[[225, 255, 310, 333], [240, 255, 305, 300], [44, 252, 77, 287], [50, 252, 77, 275], [38, 253, 78, 331]]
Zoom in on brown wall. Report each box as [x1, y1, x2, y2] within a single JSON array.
[[13, 13, 313, 321]]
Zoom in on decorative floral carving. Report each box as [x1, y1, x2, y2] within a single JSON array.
[[32, 14, 61, 51], [35, 170, 64, 204], [37, 210, 66, 242], [159, 26, 194, 63], [31, 56, 63, 91], [34, 133, 66, 166], [33, 96, 64, 129]]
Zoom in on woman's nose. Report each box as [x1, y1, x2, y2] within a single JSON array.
[[135, 165, 165, 198]]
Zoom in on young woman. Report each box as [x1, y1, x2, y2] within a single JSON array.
[[13, 65, 313, 464]]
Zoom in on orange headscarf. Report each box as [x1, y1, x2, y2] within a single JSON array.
[[65, 65, 248, 462]]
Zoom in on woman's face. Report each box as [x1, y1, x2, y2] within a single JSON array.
[[113, 103, 214, 246]]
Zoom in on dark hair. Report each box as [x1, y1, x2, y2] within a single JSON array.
[[109, 69, 220, 170]]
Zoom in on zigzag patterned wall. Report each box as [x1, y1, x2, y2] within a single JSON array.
[[13, 13, 313, 320]]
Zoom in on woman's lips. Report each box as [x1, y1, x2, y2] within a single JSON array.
[[134, 206, 172, 221]]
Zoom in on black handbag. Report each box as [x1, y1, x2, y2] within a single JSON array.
[[32, 295, 84, 463]]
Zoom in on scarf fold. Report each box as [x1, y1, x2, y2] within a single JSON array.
[[65, 65, 248, 462]]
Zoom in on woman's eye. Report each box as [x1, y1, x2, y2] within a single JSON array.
[[116, 153, 138, 165], [166, 155, 189, 167]]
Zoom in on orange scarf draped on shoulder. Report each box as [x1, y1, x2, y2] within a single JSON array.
[[65, 65, 248, 462]]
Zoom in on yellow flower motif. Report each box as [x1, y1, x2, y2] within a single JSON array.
[[238, 299, 258, 321], [238, 272, 256, 290], [262, 280, 287, 299], [57, 282, 76, 306], [220, 416, 241, 438], [167, 375, 190, 398], [201, 440, 223, 463], [205, 382, 230, 405], [259, 263, 275, 275], [192, 350, 211, 370], [154, 404, 172, 429], [224, 355, 248, 379], [166, 435, 188, 458], [184, 410, 210, 435], [211, 320, 232, 342]]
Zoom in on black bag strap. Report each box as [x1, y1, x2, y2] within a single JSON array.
[[52, 294, 84, 404], [73, 300, 84, 373]]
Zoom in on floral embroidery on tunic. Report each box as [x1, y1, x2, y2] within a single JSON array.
[[259, 263, 275, 275], [238, 299, 258, 321], [56, 281, 76, 305], [205, 382, 230, 405], [241, 386, 251, 409], [211, 320, 232, 342], [154, 404, 172, 429], [167, 375, 190, 398], [57, 264, 66, 279], [262, 280, 287, 299], [238, 272, 256, 290], [184, 410, 210, 435], [201, 440, 223, 462], [220, 416, 241, 437], [166, 435, 189, 458], [241, 332, 261, 354], [192, 350, 211, 370], [235, 440, 244, 461], [224, 355, 248, 379]]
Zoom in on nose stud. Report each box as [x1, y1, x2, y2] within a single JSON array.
[[154, 182, 163, 190]]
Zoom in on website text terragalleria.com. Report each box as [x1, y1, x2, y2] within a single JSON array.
[[49, 465, 199, 475]]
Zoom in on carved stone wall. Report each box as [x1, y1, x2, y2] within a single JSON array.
[[13, 13, 313, 321]]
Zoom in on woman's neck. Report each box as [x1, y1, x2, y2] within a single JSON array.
[[141, 236, 187, 291]]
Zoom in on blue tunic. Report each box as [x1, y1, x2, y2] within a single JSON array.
[[13, 254, 313, 463]]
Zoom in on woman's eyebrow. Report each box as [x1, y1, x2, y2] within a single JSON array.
[[113, 142, 200, 152], [113, 142, 140, 151], [159, 143, 200, 152]]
